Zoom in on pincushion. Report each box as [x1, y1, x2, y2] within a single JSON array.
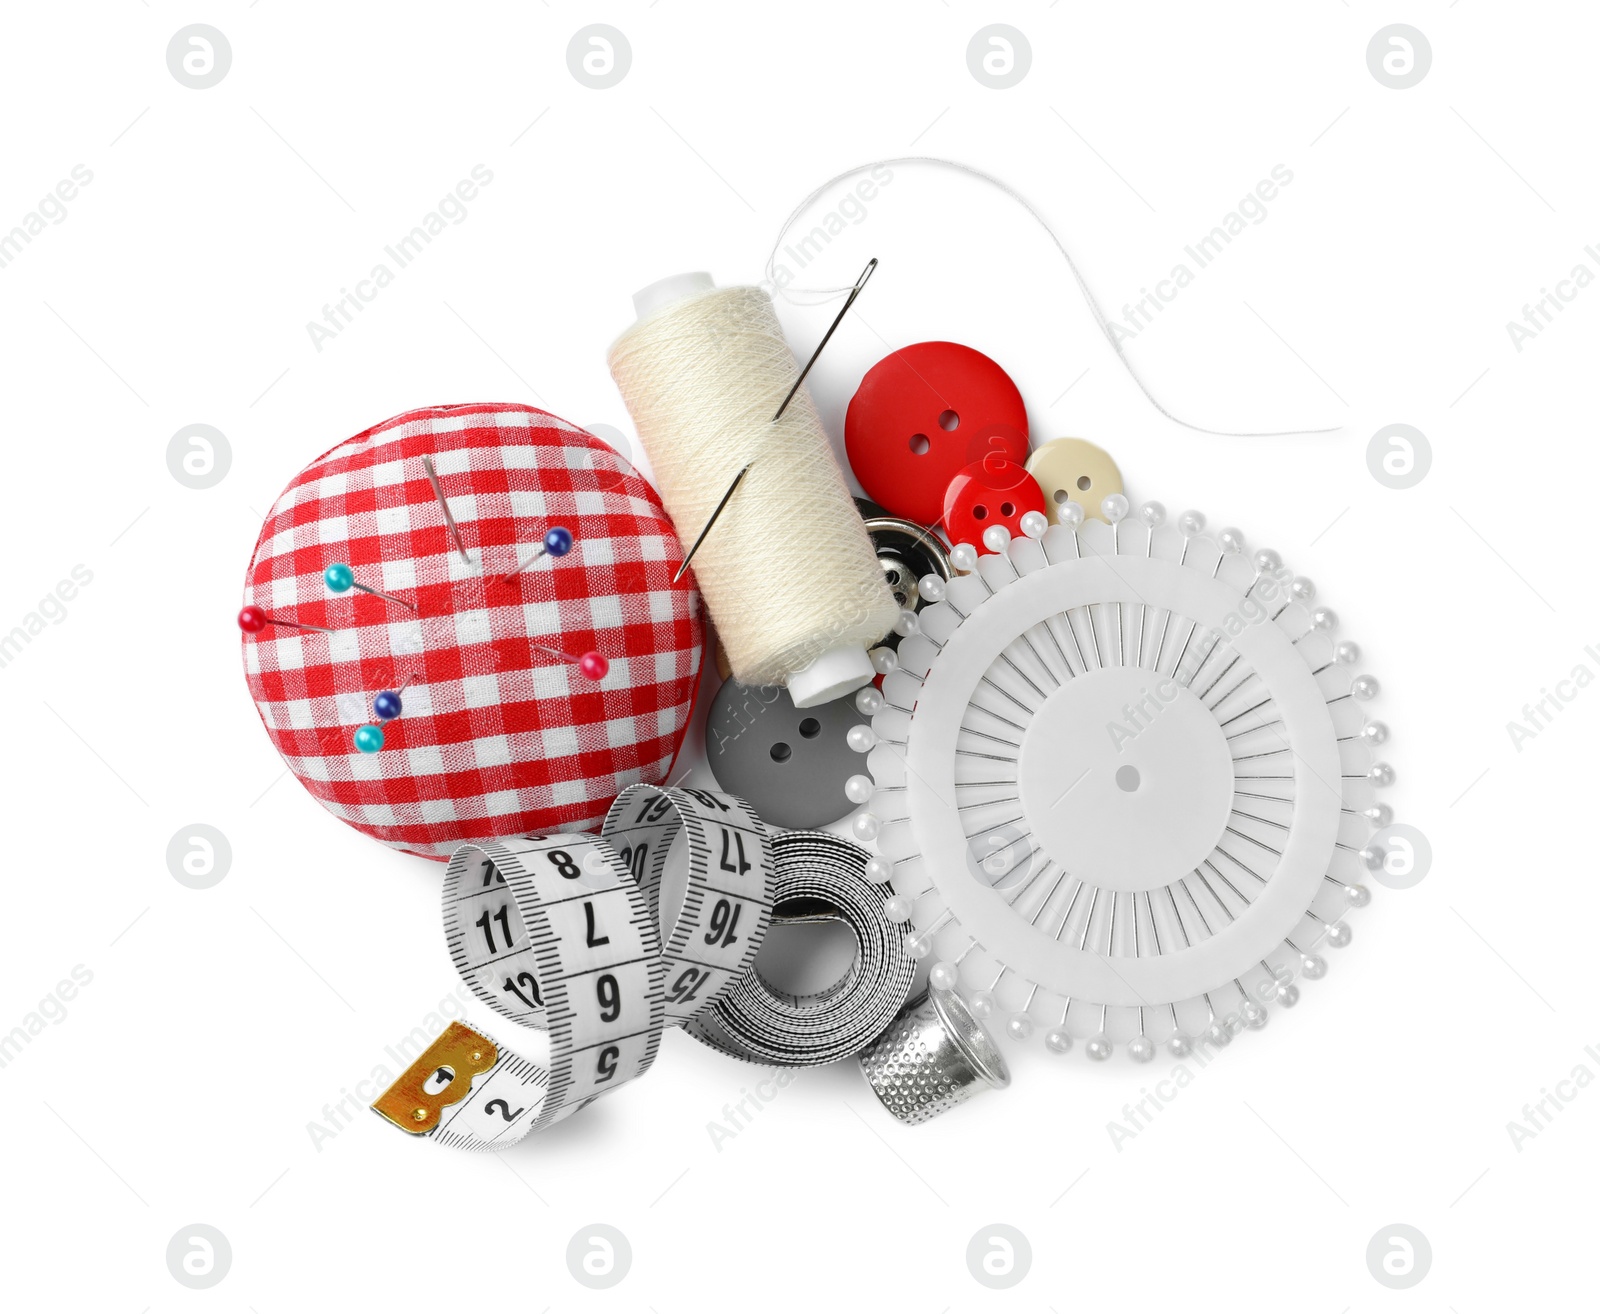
[[241, 402, 704, 859]]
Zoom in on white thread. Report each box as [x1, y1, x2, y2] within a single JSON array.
[[608, 283, 899, 689], [765, 156, 1338, 439]]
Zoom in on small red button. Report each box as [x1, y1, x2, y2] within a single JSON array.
[[845, 342, 1029, 526], [942, 453, 1046, 548]]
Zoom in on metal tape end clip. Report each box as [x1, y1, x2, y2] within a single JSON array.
[[371, 1020, 498, 1135]]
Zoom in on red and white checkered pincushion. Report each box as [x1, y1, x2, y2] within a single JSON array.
[[241, 403, 704, 859]]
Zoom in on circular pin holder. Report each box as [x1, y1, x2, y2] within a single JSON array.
[[856, 500, 1392, 1062]]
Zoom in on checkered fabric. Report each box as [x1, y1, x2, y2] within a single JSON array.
[[241, 403, 705, 860]]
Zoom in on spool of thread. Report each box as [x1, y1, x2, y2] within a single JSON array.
[[608, 273, 899, 706]]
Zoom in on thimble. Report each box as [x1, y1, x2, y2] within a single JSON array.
[[858, 986, 1010, 1125]]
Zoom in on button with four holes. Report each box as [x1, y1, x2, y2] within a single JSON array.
[[1025, 437, 1124, 523], [845, 342, 1029, 526], [705, 678, 870, 829], [942, 451, 1047, 548]]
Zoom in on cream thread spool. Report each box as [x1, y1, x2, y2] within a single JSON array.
[[608, 273, 899, 706]]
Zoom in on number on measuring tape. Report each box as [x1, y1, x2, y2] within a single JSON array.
[[502, 971, 541, 1010], [634, 794, 672, 824], [484, 1098, 524, 1123], [476, 903, 513, 953], [706, 899, 741, 947], [597, 973, 621, 1022], [719, 827, 751, 875], [619, 842, 648, 881], [667, 966, 708, 1004]]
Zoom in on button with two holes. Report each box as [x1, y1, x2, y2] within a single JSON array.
[[705, 679, 870, 829], [1025, 437, 1124, 522], [845, 342, 1029, 526]]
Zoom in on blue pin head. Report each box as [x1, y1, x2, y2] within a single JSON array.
[[373, 690, 403, 720], [544, 527, 574, 558], [324, 562, 355, 593]]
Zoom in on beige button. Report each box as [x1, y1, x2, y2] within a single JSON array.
[[1025, 437, 1124, 522]]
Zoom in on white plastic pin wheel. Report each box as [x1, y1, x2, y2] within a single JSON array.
[[857, 500, 1392, 1062]]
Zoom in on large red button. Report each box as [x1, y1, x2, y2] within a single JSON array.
[[942, 453, 1046, 548], [845, 342, 1029, 526]]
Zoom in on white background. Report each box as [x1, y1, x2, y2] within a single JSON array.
[[1, 2, 1594, 1308]]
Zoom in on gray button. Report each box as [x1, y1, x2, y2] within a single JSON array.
[[706, 679, 869, 829]]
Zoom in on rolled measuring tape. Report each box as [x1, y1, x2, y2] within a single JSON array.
[[686, 830, 916, 1066], [372, 786, 775, 1150]]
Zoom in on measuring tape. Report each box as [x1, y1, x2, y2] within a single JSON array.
[[601, 783, 774, 1022], [373, 786, 777, 1149], [687, 830, 916, 1066]]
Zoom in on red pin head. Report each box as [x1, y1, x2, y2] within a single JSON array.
[[531, 643, 609, 680], [237, 604, 332, 636]]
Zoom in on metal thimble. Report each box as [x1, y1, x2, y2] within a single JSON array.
[[858, 986, 1010, 1125]]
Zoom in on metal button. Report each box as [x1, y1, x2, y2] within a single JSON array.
[[880, 554, 920, 610], [863, 515, 951, 649]]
